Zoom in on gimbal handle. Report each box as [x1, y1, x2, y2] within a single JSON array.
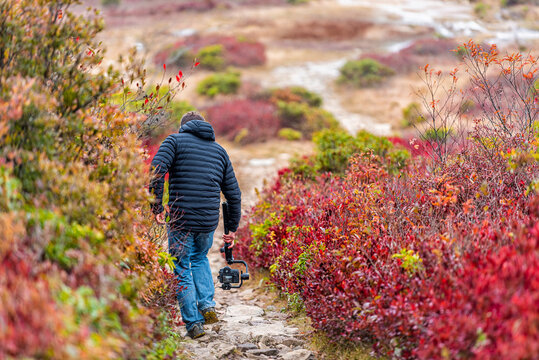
[[220, 202, 250, 289]]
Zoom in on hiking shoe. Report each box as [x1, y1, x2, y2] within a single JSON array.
[[187, 323, 205, 339], [201, 307, 219, 324]]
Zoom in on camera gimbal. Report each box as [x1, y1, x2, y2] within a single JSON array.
[[218, 202, 249, 290]]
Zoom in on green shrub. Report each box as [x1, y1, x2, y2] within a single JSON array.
[[101, 0, 120, 6], [459, 99, 476, 114], [291, 129, 409, 176], [423, 127, 453, 142], [266, 86, 323, 107], [169, 100, 196, 124], [474, 2, 490, 18], [234, 128, 249, 144], [278, 128, 303, 140], [197, 70, 241, 98], [338, 58, 395, 87], [167, 47, 196, 68], [401, 102, 425, 127], [277, 101, 339, 137], [288, 86, 322, 107], [196, 44, 225, 71], [144, 327, 184, 360]]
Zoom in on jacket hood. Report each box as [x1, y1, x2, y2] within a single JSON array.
[[179, 120, 215, 141]]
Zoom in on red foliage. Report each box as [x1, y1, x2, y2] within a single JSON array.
[[0, 252, 63, 357], [105, 0, 289, 20], [401, 38, 457, 57], [205, 99, 279, 143], [360, 52, 419, 74], [387, 136, 429, 157], [361, 38, 458, 74], [222, 39, 266, 68], [236, 140, 538, 357], [416, 226, 539, 360], [154, 35, 266, 68]]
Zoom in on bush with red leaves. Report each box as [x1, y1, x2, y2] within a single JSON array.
[[401, 38, 457, 57], [0, 252, 63, 357], [236, 140, 538, 358], [205, 99, 279, 143], [235, 43, 538, 358], [416, 223, 539, 359], [360, 38, 458, 74]]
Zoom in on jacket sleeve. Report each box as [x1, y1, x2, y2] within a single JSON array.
[[149, 135, 176, 215], [221, 154, 242, 232]]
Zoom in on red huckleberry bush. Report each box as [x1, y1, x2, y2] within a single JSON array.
[[206, 99, 280, 144], [236, 42, 539, 358]]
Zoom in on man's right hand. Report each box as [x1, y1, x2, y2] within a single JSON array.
[[223, 231, 236, 248], [155, 212, 166, 224]]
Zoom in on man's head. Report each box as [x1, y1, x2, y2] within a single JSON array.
[[181, 111, 205, 127]]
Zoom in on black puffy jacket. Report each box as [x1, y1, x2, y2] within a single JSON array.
[[149, 120, 241, 232]]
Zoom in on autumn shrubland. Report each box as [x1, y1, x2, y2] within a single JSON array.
[[0, 0, 185, 358], [201, 86, 340, 144], [2, 0, 538, 358], [236, 42, 539, 359], [153, 35, 266, 71]]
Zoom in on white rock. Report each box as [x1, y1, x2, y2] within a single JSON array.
[[213, 344, 236, 359], [226, 304, 264, 317], [225, 331, 250, 344], [258, 335, 277, 347], [248, 158, 275, 167], [282, 349, 314, 360], [223, 322, 297, 338], [282, 337, 304, 348]]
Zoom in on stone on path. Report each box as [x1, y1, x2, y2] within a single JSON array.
[[226, 304, 265, 317], [214, 344, 236, 359], [281, 349, 314, 360], [258, 334, 278, 347], [237, 343, 258, 352], [246, 348, 279, 356], [282, 337, 304, 348]]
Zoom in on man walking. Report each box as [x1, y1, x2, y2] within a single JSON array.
[[149, 111, 241, 339]]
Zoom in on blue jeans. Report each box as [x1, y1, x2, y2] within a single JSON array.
[[168, 227, 216, 331]]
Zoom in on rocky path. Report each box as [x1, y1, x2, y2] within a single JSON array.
[[181, 233, 314, 360]]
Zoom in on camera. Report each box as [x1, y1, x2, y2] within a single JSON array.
[[217, 202, 249, 290], [217, 248, 249, 290], [218, 266, 245, 290], [218, 266, 240, 285]]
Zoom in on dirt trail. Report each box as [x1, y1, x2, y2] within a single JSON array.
[[180, 140, 315, 359]]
